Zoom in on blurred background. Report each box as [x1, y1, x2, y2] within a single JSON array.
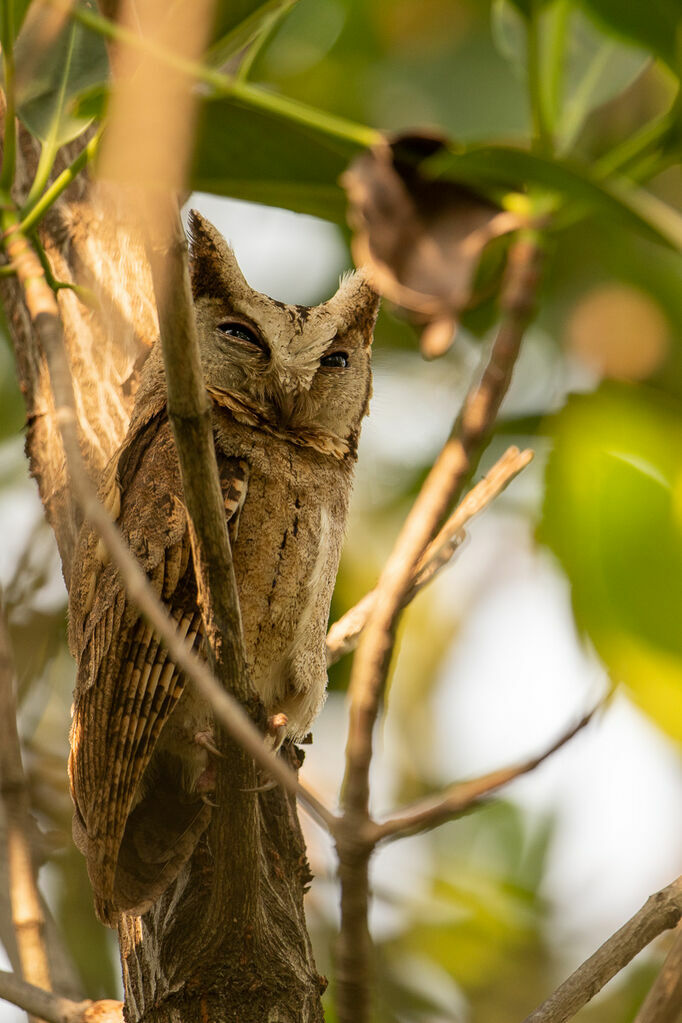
[[1, 0, 681, 1020]]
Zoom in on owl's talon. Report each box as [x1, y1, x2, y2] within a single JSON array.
[[241, 777, 278, 794], [194, 730, 224, 758], [266, 713, 288, 751]]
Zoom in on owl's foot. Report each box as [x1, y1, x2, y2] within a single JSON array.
[[266, 712, 289, 751], [194, 730, 224, 758]]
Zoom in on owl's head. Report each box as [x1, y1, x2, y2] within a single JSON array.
[[187, 210, 379, 459]]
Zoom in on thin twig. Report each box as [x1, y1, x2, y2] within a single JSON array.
[[145, 195, 250, 702], [633, 920, 682, 1023], [143, 190, 262, 925], [336, 235, 544, 1023], [326, 445, 534, 666], [372, 703, 599, 842], [0, 600, 52, 1018], [0, 211, 337, 836], [0, 971, 121, 1023], [521, 876, 682, 1023]]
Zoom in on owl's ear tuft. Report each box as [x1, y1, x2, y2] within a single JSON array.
[[187, 209, 248, 301], [327, 269, 380, 345]]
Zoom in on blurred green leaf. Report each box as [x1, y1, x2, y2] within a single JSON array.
[[14, 0, 108, 146], [578, 0, 681, 71], [540, 384, 682, 741], [426, 144, 679, 250], [493, 0, 649, 151], [191, 96, 364, 220], [207, 0, 298, 68], [0, 0, 33, 46]]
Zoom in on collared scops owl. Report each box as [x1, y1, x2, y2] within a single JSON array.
[[67, 210, 379, 925]]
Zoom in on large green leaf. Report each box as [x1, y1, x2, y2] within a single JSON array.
[[425, 144, 680, 250], [14, 0, 108, 146], [578, 0, 681, 71], [540, 385, 682, 741], [191, 95, 365, 221]]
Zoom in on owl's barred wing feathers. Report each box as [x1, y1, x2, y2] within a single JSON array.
[[68, 412, 249, 924]]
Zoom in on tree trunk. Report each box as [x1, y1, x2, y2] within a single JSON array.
[[0, 101, 325, 1023]]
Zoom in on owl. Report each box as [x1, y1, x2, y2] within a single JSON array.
[[67, 210, 379, 925]]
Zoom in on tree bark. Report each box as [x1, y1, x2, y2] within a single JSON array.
[[0, 104, 325, 1021]]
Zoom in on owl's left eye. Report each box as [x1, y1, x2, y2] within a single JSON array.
[[216, 322, 268, 355], [320, 351, 349, 369]]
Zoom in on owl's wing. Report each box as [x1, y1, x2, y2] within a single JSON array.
[[68, 414, 249, 923]]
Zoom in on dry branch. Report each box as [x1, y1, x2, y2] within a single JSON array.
[[335, 235, 543, 1023], [373, 703, 598, 842], [0, 970, 122, 1023], [0, 599, 52, 1014], [521, 876, 682, 1023], [633, 921, 682, 1023], [326, 445, 534, 665]]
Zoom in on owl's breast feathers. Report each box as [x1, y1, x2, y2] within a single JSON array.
[[68, 402, 351, 923]]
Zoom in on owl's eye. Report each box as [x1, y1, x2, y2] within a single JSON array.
[[320, 351, 349, 369], [216, 322, 268, 355]]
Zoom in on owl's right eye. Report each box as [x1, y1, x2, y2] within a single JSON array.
[[216, 322, 268, 355]]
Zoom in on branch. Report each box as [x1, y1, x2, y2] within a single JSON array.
[[144, 194, 250, 703], [633, 921, 682, 1023], [0, 599, 52, 1013], [0, 971, 122, 1023], [521, 876, 682, 1023], [0, 212, 336, 835], [373, 703, 599, 842], [326, 445, 534, 666], [342, 235, 543, 821], [143, 190, 262, 929], [335, 235, 544, 1023]]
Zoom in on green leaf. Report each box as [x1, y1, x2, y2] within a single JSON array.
[[578, 0, 682, 71], [191, 95, 364, 221], [14, 0, 108, 147], [207, 0, 298, 68], [559, 12, 649, 149], [425, 144, 679, 250], [493, 0, 649, 148], [540, 385, 682, 741]]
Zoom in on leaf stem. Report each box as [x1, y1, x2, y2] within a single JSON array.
[[527, 0, 553, 155], [593, 106, 677, 180], [0, 4, 17, 193], [23, 19, 79, 209], [20, 127, 103, 234]]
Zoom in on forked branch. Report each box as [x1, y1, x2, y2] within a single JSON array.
[[335, 234, 544, 1023]]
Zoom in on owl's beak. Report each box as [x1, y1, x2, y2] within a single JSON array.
[[274, 390, 297, 426]]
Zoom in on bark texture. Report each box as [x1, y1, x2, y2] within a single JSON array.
[[0, 104, 324, 1021]]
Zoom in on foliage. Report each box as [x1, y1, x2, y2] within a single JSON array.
[[1, 0, 681, 1020]]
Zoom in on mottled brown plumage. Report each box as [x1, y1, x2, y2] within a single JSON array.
[[68, 211, 379, 925]]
